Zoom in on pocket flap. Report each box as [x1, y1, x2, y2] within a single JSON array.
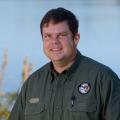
[[25, 103, 45, 115], [68, 102, 96, 112]]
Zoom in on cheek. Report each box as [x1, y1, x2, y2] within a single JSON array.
[[62, 40, 75, 49], [43, 42, 49, 49], [43, 45, 49, 57], [43, 42, 48, 53]]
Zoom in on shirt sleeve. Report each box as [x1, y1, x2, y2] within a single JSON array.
[[8, 81, 28, 120], [99, 69, 120, 120]]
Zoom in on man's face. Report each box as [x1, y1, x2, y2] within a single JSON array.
[[42, 21, 80, 64]]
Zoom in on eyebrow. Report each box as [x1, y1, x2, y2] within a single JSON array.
[[43, 30, 68, 35]]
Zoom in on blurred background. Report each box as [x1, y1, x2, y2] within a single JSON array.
[[0, 0, 120, 119]]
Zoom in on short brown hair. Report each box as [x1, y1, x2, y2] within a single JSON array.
[[40, 7, 79, 37]]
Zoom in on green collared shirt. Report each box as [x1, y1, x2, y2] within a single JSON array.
[[8, 51, 120, 120]]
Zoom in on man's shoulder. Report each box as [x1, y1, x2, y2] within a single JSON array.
[[80, 55, 114, 74], [26, 62, 50, 82], [37, 62, 50, 72], [79, 55, 119, 83], [21, 62, 51, 96]]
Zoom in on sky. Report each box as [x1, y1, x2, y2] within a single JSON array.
[[0, 0, 120, 93]]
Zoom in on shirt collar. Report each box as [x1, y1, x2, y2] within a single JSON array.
[[66, 50, 82, 78], [49, 50, 82, 82]]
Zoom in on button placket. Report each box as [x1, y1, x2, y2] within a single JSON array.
[[54, 76, 65, 120]]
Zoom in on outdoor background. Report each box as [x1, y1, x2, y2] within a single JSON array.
[[0, 0, 120, 119]]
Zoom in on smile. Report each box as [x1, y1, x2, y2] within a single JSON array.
[[51, 48, 62, 52]]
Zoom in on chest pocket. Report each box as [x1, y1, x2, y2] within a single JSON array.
[[64, 101, 97, 120], [24, 102, 47, 120], [68, 101, 96, 112], [25, 103, 44, 115]]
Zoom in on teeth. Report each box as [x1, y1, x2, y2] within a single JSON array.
[[52, 48, 61, 51]]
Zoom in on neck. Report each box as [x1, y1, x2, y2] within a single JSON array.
[[53, 61, 74, 74], [52, 53, 77, 74]]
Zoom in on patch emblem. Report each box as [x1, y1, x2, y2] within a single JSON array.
[[29, 98, 39, 104], [78, 82, 91, 94]]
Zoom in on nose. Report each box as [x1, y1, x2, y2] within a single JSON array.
[[51, 36, 60, 44]]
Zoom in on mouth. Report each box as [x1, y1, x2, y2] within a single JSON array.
[[50, 48, 62, 53]]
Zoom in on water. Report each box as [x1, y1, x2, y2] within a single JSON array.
[[0, 0, 120, 93]]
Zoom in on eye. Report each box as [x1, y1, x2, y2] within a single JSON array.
[[43, 34, 51, 40], [58, 32, 67, 39]]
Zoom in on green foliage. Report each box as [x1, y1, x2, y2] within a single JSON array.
[[0, 107, 10, 120], [0, 92, 18, 120]]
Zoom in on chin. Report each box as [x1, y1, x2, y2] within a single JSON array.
[[51, 57, 63, 62]]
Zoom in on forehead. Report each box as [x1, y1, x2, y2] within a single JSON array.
[[42, 21, 70, 34]]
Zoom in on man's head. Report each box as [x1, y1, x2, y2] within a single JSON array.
[[40, 8, 80, 68], [40, 7, 79, 37]]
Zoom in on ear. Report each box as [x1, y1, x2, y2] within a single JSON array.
[[74, 33, 80, 46]]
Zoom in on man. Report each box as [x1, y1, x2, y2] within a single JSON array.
[[8, 7, 120, 120]]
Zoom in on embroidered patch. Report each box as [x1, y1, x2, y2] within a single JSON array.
[[78, 82, 91, 94], [29, 98, 39, 104]]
